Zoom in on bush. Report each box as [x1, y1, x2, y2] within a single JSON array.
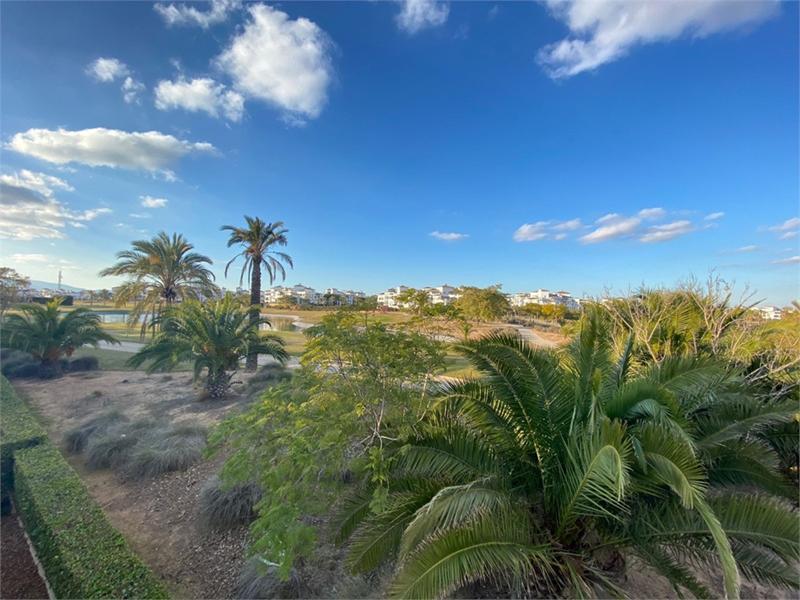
[[63, 410, 126, 454], [0, 349, 36, 374], [0, 376, 47, 514], [14, 442, 168, 598], [124, 425, 206, 479], [69, 355, 100, 372], [235, 559, 300, 599], [198, 475, 262, 531]]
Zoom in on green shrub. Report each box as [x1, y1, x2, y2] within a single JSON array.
[[85, 429, 140, 470], [124, 425, 206, 479], [14, 443, 168, 598], [0, 376, 47, 514], [198, 475, 262, 531]]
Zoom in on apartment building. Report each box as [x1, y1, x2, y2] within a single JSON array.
[[508, 288, 580, 311]]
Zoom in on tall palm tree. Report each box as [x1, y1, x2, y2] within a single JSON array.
[[337, 312, 798, 599], [221, 217, 293, 371], [99, 232, 217, 336], [2, 298, 118, 377], [128, 294, 288, 398]]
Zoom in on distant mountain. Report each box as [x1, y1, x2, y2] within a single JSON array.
[[29, 280, 85, 293]]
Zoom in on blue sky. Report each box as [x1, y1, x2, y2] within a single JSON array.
[[1, 0, 798, 304]]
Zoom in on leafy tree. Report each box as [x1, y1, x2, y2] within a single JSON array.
[[2, 298, 118, 377], [396, 288, 431, 316], [521, 302, 567, 321], [128, 294, 287, 398], [0, 267, 30, 317], [222, 217, 293, 371], [336, 311, 798, 599], [454, 286, 509, 322], [100, 232, 217, 335], [209, 311, 445, 576]]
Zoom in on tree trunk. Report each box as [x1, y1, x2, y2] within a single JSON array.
[[206, 370, 230, 399], [246, 264, 262, 371]]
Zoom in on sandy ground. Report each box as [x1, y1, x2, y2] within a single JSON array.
[[12, 371, 264, 599]]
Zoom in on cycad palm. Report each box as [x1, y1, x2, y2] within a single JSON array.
[[222, 217, 293, 371], [338, 311, 798, 599], [128, 294, 288, 398], [2, 298, 118, 376], [99, 232, 217, 335]]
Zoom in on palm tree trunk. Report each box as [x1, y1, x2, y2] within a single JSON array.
[[246, 265, 262, 371]]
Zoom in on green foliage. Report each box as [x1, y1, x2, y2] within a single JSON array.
[[128, 294, 288, 398], [336, 313, 798, 599], [13, 442, 168, 598], [222, 217, 293, 288], [0, 266, 30, 316], [63, 410, 127, 453], [520, 302, 573, 321], [1, 298, 118, 376], [100, 231, 218, 335], [453, 286, 509, 322], [209, 311, 445, 578]]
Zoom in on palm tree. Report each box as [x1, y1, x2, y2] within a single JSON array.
[[99, 232, 217, 336], [336, 312, 798, 599], [221, 217, 293, 371], [128, 294, 288, 398], [2, 298, 118, 377]]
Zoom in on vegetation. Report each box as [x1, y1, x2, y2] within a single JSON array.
[[1, 298, 118, 377], [198, 475, 262, 531], [335, 312, 798, 599], [66, 413, 207, 479], [128, 294, 288, 398], [14, 442, 168, 598], [222, 216, 293, 370], [100, 231, 217, 335], [209, 312, 444, 577], [0, 266, 30, 317], [453, 286, 510, 322]]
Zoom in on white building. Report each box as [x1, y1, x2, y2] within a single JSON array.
[[757, 305, 783, 320], [262, 284, 320, 306], [324, 288, 366, 305], [377, 286, 409, 309], [377, 284, 461, 309], [508, 288, 580, 311]]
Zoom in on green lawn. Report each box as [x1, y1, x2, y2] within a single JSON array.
[[70, 347, 193, 372]]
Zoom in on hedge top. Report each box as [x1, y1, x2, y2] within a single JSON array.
[[0, 375, 46, 454]]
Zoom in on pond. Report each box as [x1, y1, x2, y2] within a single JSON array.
[[260, 316, 298, 332], [94, 311, 131, 324]]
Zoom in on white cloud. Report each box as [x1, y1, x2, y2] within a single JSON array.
[[736, 245, 759, 253], [769, 217, 800, 231], [772, 256, 800, 265], [430, 230, 468, 241], [779, 231, 798, 240], [7, 127, 215, 176], [10, 253, 50, 263], [552, 218, 583, 231], [638, 207, 666, 220], [215, 4, 333, 121], [155, 77, 244, 121], [396, 0, 449, 34], [122, 77, 145, 104], [86, 57, 129, 82], [639, 220, 694, 243], [514, 222, 550, 242], [155, 0, 240, 29], [580, 215, 641, 243], [0, 171, 111, 240], [538, 0, 779, 78], [140, 196, 168, 208], [0, 170, 73, 198], [705, 211, 725, 221]]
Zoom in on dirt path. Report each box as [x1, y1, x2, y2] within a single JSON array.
[[1, 508, 49, 599]]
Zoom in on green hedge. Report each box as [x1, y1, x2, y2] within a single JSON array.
[[14, 443, 169, 598], [0, 375, 47, 455], [1, 376, 46, 511]]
